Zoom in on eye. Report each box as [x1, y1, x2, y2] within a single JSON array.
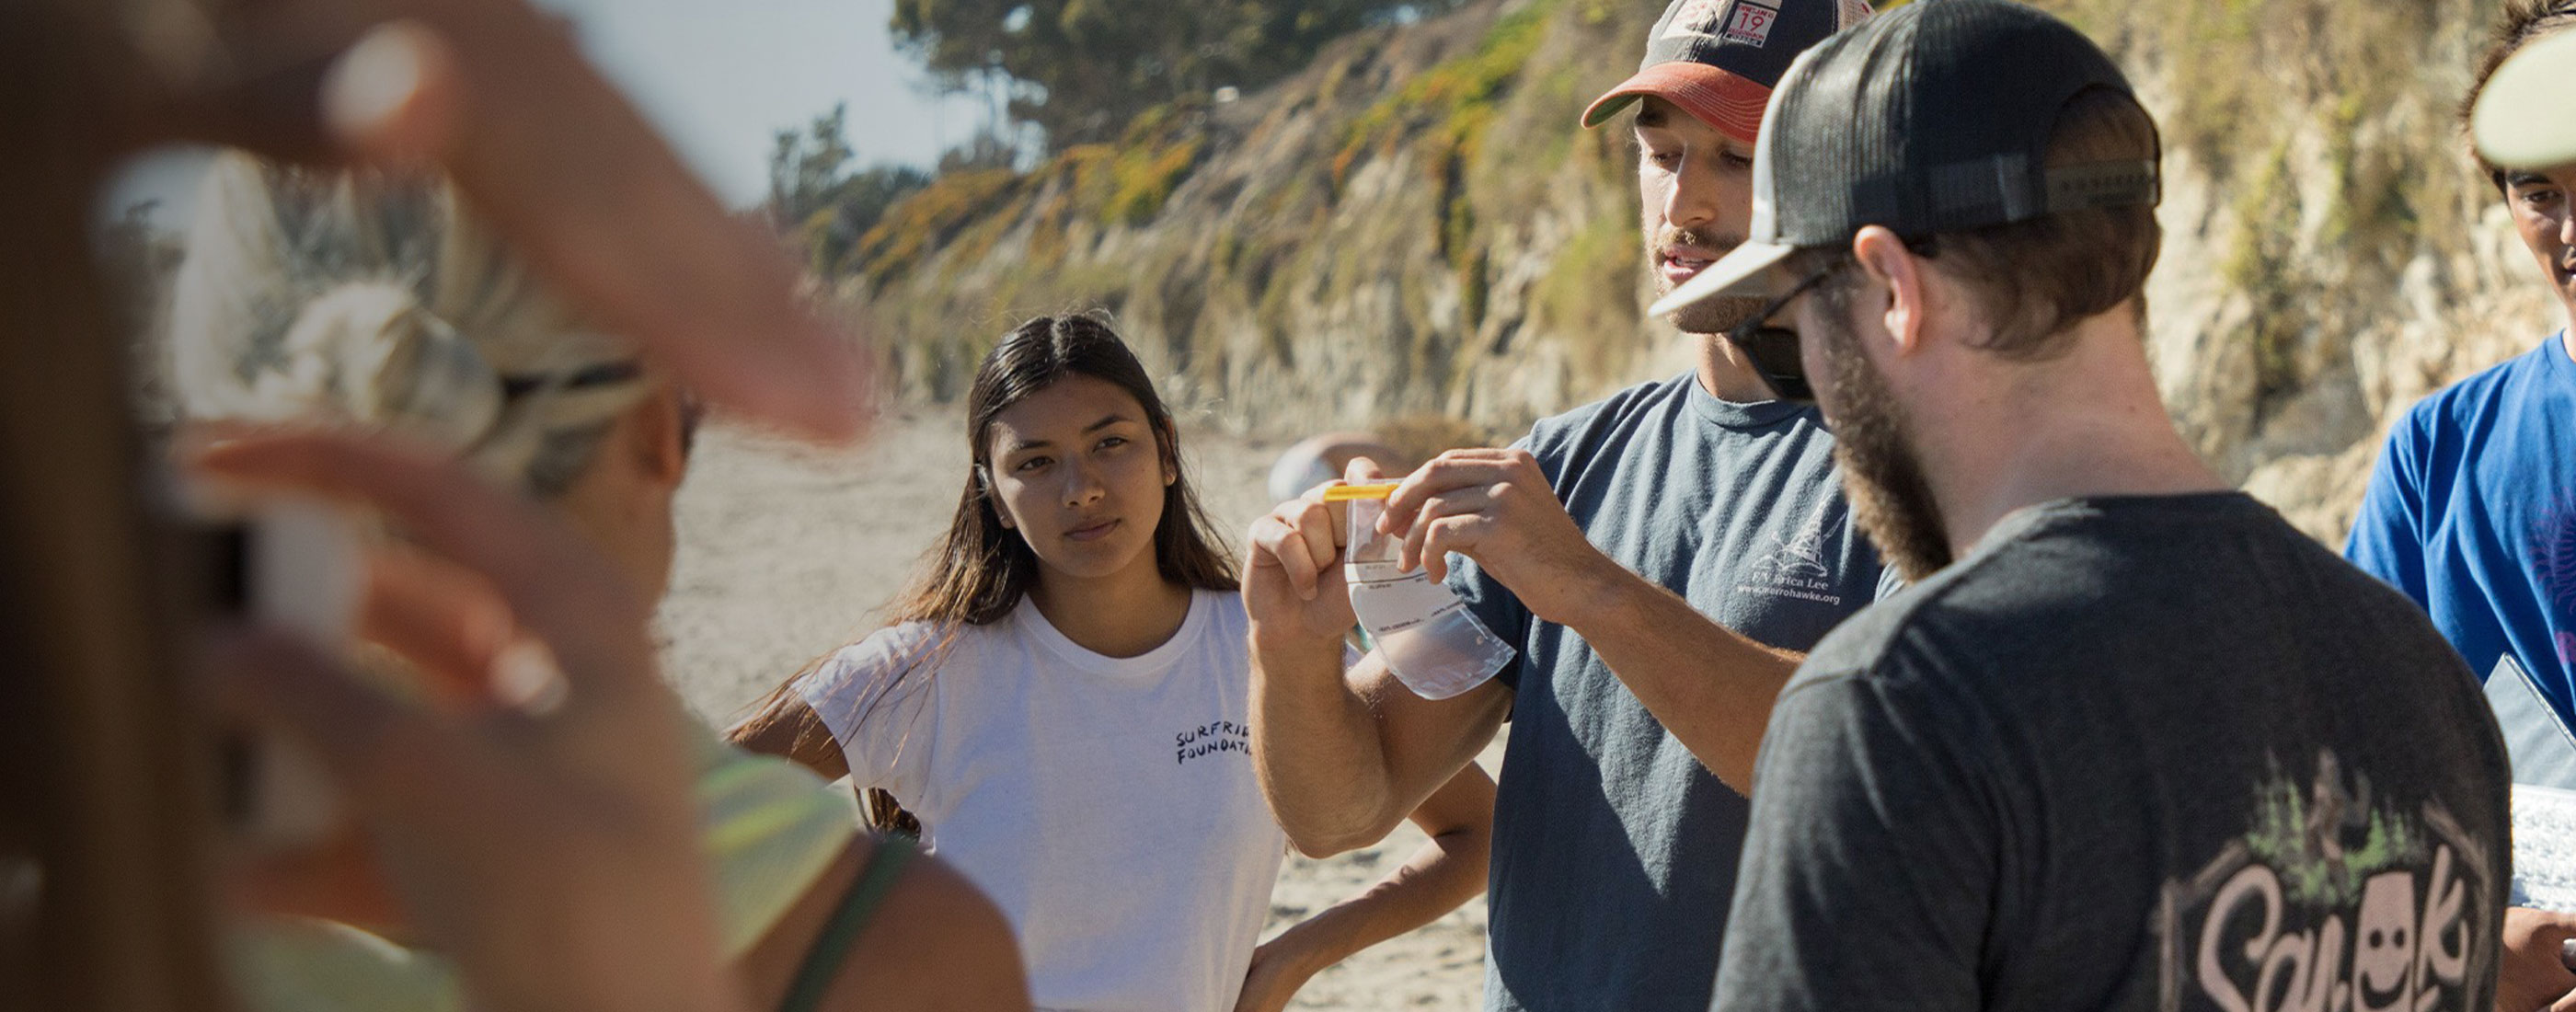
[[2524, 188, 2565, 210], [1012, 455, 1052, 473], [1721, 150, 1756, 171], [1096, 435, 1131, 452]]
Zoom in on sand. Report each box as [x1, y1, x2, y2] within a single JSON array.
[[656, 412, 1493, 1011]]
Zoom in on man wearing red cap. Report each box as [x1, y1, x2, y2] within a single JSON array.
[[1244, 1, 1884, 1008]]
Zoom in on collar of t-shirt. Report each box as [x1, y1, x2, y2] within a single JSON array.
[[1977, 491, 2268, 557], [1688, 370, 1815, 431], [1007, 589, 1212, 682]]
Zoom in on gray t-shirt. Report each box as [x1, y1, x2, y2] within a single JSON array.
[[1448, 373, 1894, 1012], [1713, 493, 2510, 1012]]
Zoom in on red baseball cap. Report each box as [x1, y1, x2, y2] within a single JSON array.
[[1581, 0, 1874, 144]]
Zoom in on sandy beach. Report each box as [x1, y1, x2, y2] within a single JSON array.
[[657, 411, 1493, 1010]]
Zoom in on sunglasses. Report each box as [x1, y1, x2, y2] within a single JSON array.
[[1724, 268, 1834, 404], [1724, 236, 1938, 404]]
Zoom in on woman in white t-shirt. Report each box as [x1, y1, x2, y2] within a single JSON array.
[[731, 315, 1494, 1012]]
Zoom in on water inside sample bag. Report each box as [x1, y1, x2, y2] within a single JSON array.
[[1344, 492, 1515, 699]]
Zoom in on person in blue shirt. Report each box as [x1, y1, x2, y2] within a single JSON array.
[[2348, 0, 2576, 724], [2344, 3, 2576, 1007]]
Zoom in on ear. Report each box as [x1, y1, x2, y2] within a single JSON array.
[[1159, 420, 1179, 488], [980, 468, 1017, 529], [1850, 225, 1928, 356]]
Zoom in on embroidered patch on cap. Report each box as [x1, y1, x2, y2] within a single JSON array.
[[1660, 0, 1730, 40], [1722, 0, 1783, 46]]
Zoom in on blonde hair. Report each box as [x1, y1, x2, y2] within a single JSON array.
[[168, 152, 650, 497]]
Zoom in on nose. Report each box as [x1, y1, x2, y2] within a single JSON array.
[[1061, 454, 1107, 508], [1663, 152, 1720, 232], [2559, 205, 2576, 249]]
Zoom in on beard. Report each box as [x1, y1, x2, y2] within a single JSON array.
[[1651, 226, 1766, 334], [1812, 315, 1953, 582]]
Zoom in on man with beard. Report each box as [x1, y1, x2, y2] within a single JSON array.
[[1655, 2, 2510, 1008], [2347, 5, 2576, 1006], [1243, 1, 1890, 1008]]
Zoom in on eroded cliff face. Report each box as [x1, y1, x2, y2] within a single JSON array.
[[846, 0, 2560, 542]]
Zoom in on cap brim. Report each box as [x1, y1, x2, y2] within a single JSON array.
[[1581, 63, 1772, 144], [1648, 240, 1796, 318], [2475, 29, 2576, 169]]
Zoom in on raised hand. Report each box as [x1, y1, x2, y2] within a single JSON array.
[[197, 431, 745, 1012], [1374, 448, 1620, 627]]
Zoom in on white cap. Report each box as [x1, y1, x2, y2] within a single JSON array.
[[2475, 29, 2576, 170]]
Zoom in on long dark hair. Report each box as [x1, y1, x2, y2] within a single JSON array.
[[734, 315, 1236, 832], [893, 313, 1236, 626]]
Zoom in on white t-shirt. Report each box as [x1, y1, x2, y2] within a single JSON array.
[[798, 588, 1287, 1012]]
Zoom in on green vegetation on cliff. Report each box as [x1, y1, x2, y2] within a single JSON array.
[[811, 0, 2553, 539]]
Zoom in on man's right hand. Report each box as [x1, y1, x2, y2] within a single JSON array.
[[1244, 459, 1384, 651], [2499, 906, 2576, 1012]]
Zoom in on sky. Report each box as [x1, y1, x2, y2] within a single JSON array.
[[105, 0, 986, 227]]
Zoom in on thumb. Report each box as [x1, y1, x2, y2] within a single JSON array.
[[1344, 455, 1386, 483]]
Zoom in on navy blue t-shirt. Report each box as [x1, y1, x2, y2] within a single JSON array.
[[1447, 373, 1894, 1012], [2348, 333, 2576, 723]]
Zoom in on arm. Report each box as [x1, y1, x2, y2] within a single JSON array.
[[1232, 765, 1496, 1012], [1381, 448, 1799, 792], [1246, 489, 1512, 857], [729, 691, 851, 782]]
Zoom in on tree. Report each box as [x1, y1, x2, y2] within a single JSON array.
[[891, 0, 1466, 150], [765, 105, 933, 275]]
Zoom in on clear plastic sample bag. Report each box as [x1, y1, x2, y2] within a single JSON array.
[[1343, 493, 1516, 700]]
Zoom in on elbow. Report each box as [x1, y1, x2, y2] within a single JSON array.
[[1277, 811, 1403, 858], [1282, 826, 1377, 860]]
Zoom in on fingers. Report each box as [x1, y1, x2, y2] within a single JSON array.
[[165, 0, 873, 442], [1294, 501, 1341, 583], [319, 20, 462, 168], [1343, 455, 1386, 483], [416, 0, 873, 442], [202, 625, 461, 800], [1416, 514, 1495, 584], [1397, 488, 1494, 574], [361, 546, 517, 706], [195, 432, 654, 693], [1248, 514, 1323, 602], [1380, 449, 1521, 535]]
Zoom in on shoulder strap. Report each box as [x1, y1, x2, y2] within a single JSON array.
[[776, 834, 918, 1012]]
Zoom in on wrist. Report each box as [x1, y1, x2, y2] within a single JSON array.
[[1263, 921, 1341, 979], [1249, 618, 1343, 659], [1547, 553, 1637, 630]]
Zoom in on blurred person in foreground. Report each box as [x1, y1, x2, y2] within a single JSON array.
[[2346, 3, 2576, 1007], [1243, 1, 1894, 1008], [170, 153, 1028, 1012], [1651, 2, 2511, 1008], [0, 0, 951, 1009]]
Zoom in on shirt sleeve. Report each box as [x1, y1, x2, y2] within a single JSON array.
[[793, 625, 940, 798], [2344, 409, 2432, 604], [1712, 665, 1995, 1012]]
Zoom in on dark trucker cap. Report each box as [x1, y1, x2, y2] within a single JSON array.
[[1649, 0, 2161, 317], [1581, 0, 1875, 143]]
